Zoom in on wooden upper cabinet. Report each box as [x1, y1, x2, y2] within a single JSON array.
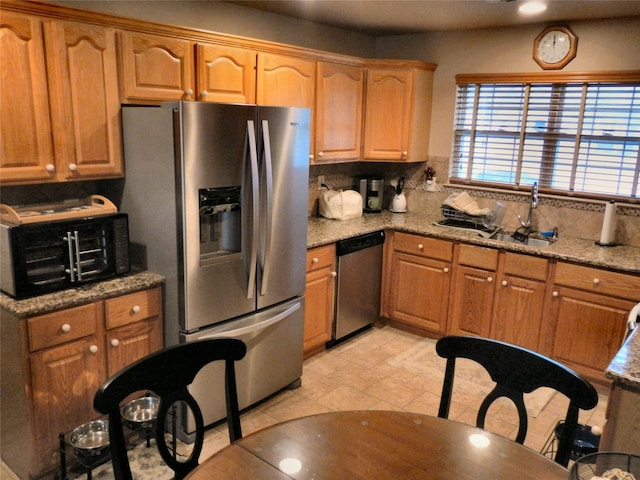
[[44, 20, 123, 180], [196, 43, 256, 103], [0, 13, 54, 183], [256, 52, 315, 108], [363, 62, 435, 162], [119, 30, 195, 102], [314, 62, 364, 163]]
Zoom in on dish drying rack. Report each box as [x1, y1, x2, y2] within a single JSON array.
[[435, 203, 504, 237]]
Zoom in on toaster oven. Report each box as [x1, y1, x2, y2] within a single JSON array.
[[0, 213, 130, 299]]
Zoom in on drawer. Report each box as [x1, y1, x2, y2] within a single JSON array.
[[457, 244, 498, 270], [554, 262, 640, 301], [28, 303, 99, 352], [394, 232, 453, 262], [503, 252, 548, 281], [307, 244, 336, 272], [105, 286, 162, 330]]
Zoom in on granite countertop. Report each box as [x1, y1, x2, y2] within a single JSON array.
[[0, 270, 165, 318], [606, 328, 640, 388], [308, 211, 640, 274]]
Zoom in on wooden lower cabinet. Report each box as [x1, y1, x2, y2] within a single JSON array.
[[0, 285, 163, 479], [382, 232, 452, 334], [304, 244, 336, 357]]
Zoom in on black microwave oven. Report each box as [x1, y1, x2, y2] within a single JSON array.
[[0, 213, 130, 299]]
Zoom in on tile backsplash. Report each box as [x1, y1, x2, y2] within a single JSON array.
[[309, 159, 640, 248]]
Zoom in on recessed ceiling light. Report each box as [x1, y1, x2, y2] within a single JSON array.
[[519, 1, 547, 15]]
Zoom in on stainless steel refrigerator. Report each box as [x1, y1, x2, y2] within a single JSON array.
[[120, 102, 309, 436]]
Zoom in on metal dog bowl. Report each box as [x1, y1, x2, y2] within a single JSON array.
[[121, 396, 159, 429], [69, 420, 110, 457]]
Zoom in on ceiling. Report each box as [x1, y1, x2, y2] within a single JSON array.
[[226, 0, 640, 35]]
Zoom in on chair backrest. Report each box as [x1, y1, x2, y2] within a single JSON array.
[[93, 338, 247, 480], [436, 335, 598, 467]]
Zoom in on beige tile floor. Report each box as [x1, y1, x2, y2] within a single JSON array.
[[1, 324, 608, 479]]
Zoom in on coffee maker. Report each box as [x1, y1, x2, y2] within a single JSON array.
[[356, 176, 384, 213]]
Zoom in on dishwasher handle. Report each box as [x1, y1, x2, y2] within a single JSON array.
[[336, 230, 385, 256]]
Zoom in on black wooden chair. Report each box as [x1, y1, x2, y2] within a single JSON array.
[[93, 338, 247, 480], [435, 335, 598, 467]]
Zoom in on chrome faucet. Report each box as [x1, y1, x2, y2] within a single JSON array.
[[517, 182, 539, 235]]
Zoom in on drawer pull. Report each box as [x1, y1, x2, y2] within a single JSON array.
[[89, 345, 98, 354], [443, 267, 449, 273], [111, 339, 120, 347], [593, 278, 600, 286], [552, 291, 559, 297], [61, 323, 71, 333], [312, 257, 319, 264], [418, 244, 424, 250], [502, 280, 508, 287], [487, 277, 493, 283], [132, 305, 141, 314]]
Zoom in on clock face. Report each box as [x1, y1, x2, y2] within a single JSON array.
[[537, 30, 571, 63], [533, 26, 577, 69]]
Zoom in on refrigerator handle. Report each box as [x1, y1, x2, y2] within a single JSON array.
[[246, 120, 260, 300], [259, 120, 274, 296], [198, 302, 301, 339]]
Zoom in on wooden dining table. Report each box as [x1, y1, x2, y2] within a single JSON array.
[[185, 410, 569, 479]]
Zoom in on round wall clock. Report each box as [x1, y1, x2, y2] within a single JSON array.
[[533, 26, 578, 70]]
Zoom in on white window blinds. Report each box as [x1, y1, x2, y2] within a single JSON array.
[[451, 74, 640, 199]]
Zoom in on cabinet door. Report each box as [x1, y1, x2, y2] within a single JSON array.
[[363, 68, 412, 161], [106, 317, 163, 376], [44, 20, 123, 180], [196, 43, 256, 103], [549, 287, 632, 380], [491, 275, 546, 351], [314, 62, 363, 163], [449, 265, 495, 337], [389, 252, 450, 333], [304, 265, 335, 354], [30, 337, 103, 473], [119, 30, 194, 102], [256, 52, 315, 108], [0, 12, 54, 183]]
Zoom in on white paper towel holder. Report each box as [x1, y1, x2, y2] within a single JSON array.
[[595, 200, 618, 247]]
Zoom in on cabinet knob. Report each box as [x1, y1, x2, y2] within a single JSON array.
[[61, 323, 71, 333], [443, 267, 449, 273], [185, 89, 194, 96], [331, 271, 337, 277], [318, 152, 324, 158], [68, 163, 78, 172], [309, 155, 314, 161], [89, 345, 99, 354], [552, 291, 559, 297], [111, 339, 120, 347], [46, 163, 55, 173], [501, 280, 508, 287], [418, 244, 424, 250], [487, 276, 493, 283], [593, 278, 600, 286], [401, 151, 408, 157], [312, 257, 319, 264], [132, 305, 141, 314], [200, 90, 208, 98]]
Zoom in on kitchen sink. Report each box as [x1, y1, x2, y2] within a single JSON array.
[[494, 233, 552, 247]]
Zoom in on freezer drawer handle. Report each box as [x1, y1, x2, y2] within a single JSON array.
[[201, 302, 301, 339]]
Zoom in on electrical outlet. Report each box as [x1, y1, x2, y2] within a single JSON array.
[[318, 175, 325, 188]]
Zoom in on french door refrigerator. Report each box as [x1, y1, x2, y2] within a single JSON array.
[[120, 102, 309, 436]]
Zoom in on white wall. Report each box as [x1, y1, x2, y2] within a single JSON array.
[[375, 17, 640, 157]]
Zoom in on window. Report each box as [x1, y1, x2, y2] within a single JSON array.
[[450, 72, 640, 200]]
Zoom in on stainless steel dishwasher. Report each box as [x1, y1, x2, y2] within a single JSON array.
[[327, 230, 385, 347]]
